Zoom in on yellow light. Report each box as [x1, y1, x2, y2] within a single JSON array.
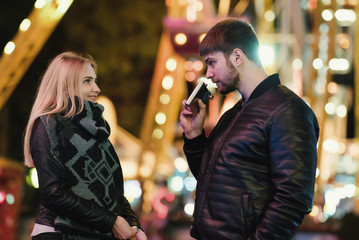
[[162, 75, 174, 90], [155, 112, 167, 125], [4, 41, 15, 55], [195, 1, 203, 11], [26, 168, 39, 188], [34, 0, 46, 9], [309, 205, 319, 217], [174, 157, 188, 172], [19, 19, 31, 32], [159, 94, 170, 105], [152, 128, 163, 139], [199, 33, 206, 43], [166, 58, 177, 71], [174, 33, 187, 45]]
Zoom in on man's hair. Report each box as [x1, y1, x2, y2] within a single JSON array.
[[199, 18, 261, 66]]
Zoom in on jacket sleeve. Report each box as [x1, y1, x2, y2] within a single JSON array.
[[183, 130, 208, 179], [251, 103, 319, 239], [30, 118, 117, 233], [118, 194, 142, 229]]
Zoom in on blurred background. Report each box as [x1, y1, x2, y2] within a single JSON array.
[[0, 0, 359, 239]]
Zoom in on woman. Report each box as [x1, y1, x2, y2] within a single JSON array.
[[23, 52, 147, 240]]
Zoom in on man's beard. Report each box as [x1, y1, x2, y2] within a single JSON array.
[[219, 60, 239, 94]]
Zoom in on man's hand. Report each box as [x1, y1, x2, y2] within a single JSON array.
[[180, 99, 207, 139]]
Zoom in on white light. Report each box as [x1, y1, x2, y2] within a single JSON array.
[[34, 0, 46, 9], [4, 41, 15, 55], [169, 176, 184, 192], [19, 19, 31, 32], [264, 10, 275, 22], [174, 157, 189, 173], [184, 176, 197, 192], [316, 168, 320, 178], [335, 9, 356, 25], [57, 0, 73, 14], [159, 94, 170, 105], [312, 58, 324, 70], [323, 139, 339, 153], [124, 180, 142, 199], [162, 75, 174, 90], [328, 58, 349, 71], [336, 104, 347, 118], [6, 194, 15, 205], [324, 189, 337, 216], [184, 203, 195, 215], [155, 112, 166, 125], [166, 58, 177, 71], [292, 58, 303, 70], [259, 45, 274, 66], [322, 9, 333, 21], [325, 102, 336, 115]]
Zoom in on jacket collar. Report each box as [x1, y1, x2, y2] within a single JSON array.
[[247, 73, 280, 101]]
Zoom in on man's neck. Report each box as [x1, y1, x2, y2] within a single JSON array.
[[237, 62, 268, 101]]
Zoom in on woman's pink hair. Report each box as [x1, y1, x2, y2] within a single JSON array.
[[23, 51, 97, 167]]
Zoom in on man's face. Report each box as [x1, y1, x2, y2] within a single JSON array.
[[204, 51, 239, 94]]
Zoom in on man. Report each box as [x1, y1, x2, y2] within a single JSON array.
[[180, 18, 319, 240]]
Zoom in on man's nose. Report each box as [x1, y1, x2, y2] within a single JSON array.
[[205, 68, 213, 79]]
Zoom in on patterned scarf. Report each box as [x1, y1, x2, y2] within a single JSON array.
[[42, 100, 124, 238]]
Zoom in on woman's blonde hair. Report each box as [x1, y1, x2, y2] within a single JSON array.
[[23, 51, 97, 167]]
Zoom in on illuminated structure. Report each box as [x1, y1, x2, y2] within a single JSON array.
[[0, 1, 73, 239], [1, 0, 359, 238]]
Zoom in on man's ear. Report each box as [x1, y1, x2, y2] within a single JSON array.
[[231, 48, 244, 66]]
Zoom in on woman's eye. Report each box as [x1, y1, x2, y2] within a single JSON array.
[[83, 79, 90, 84]]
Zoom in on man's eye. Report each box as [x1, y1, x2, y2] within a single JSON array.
[[207, 61, 214, 66]]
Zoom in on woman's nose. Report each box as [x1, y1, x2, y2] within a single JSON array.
[[93, 82, 101, 93]]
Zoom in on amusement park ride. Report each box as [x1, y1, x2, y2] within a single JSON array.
[[1, 0, 359, 239]]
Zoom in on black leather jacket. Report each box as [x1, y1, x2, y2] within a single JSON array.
[[30, 114, 140, 234], [183, 74, 319, 240]]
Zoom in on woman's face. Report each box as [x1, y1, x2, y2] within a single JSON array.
[[79, 63, 100, 102]]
